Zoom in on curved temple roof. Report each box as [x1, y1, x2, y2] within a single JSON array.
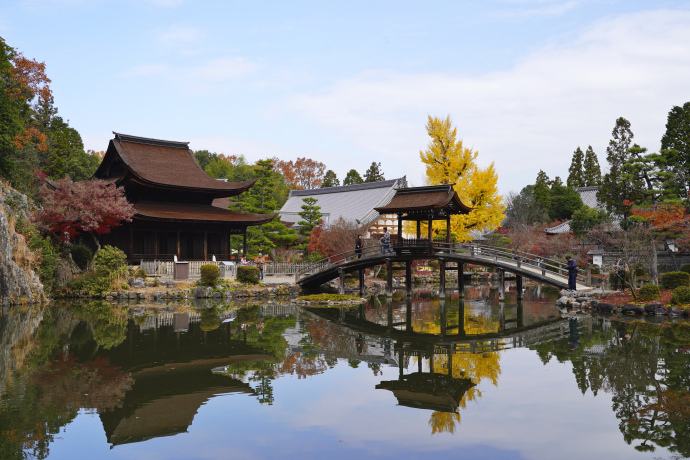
[[94, 132, 256, 197], [374, 184, 472, 218]]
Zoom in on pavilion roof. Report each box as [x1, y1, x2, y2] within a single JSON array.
[[374, 184, 472, 219], [94, 132, 256, 196], [133, 201, 275, 225]]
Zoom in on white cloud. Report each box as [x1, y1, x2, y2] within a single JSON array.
[[282, 9, 690, 193], [155, 25, 204, 47]]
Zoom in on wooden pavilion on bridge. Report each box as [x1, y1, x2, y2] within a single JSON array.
[[373, 184, 472, 249], [92, 133, 275, 262]]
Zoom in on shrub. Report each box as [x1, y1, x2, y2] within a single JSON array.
[[590, 265, 600, 275], [70, 244, 93, 270], [682, 263, 690, 275], [378, 268, 388, 279], [660, 271, 690, 290], [670, 286, 690, 306], [94, 245, 127, 277], [237, 265, 260, 284], [200, 264, 221, 286], [637, 283, 661, 302], [134, 268, 147, 278], [635, 265, 646, 277]]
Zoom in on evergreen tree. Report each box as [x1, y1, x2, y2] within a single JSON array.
[[548, 183, 584, 221], [659, 101, 690, 202], [363, 162, 385, 182], [343, 169, 363, 185], [567, 147, 585, 188], [582, 146, 602, 186], [321, 170, 340, 187], [297, 197, 321, 236], [534, 170, 551, 208], [598, 117, 639, 217]]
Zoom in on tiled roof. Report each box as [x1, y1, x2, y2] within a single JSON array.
[[94, 133, 255, 195], [278, 178, 405, 226], [575, 186, 601, 209], [134, 201, 275, 225], [374, 185, 472, 214]]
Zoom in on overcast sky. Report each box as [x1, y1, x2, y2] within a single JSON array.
[[2, 0, 690, 196]]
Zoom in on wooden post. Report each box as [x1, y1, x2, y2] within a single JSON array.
[[359, 269, 365, 296], [397, 213, 403, 241], [243, 229, 248, 256], [203, 229, 208, 261], [339, 268, 345, 295], [176, 230, 181, 260], [128, 223, 134, 262], [405, 260, 412, 296], [498, 268, 505, 301], [516, 275, 523, 301], [439, 258, 446, 297], [458, 298, 465, 338], [386, 258, 393, 297], [406, 296, 412, 332], [446, 215, 451, 247], [458, 262, 465, 297], [439, 298, 446, 338], [153, 228, 158, 260], [223, 230, 229, 260], [416, 220, 421, 239]]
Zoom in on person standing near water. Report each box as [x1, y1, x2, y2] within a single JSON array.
[[566, 256, 577, 291]]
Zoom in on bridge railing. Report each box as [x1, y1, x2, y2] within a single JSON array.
[[296, 240, 586, 285]]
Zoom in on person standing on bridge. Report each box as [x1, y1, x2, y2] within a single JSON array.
[[381, 227, 393, 255], [355, 234, 363, 259], [566, 256, 577, 291]]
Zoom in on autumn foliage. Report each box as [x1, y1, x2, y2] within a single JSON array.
[[273, 157, 326, 190], [35, 178, 134, 242]]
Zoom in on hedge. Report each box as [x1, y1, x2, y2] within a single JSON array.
[[660, 271, 690, 290], [237, 265, 260, 284]]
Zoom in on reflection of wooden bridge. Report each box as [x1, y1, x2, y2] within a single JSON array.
[[297, 241, 591, 295]]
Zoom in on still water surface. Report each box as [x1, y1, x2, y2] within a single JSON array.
[[1, 284, 689, 459]]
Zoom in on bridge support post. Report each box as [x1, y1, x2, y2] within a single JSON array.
[[359, 269, 365, 296], [498, 269, 505, 301], [458, 262, 465, 297], [439, 297, 446, 338], [405, 260, 412, 296], [516, 275, 523, 301], [439, 258, 446, 297], [386, 258, 393, 297], [338, 268, 345, 295]]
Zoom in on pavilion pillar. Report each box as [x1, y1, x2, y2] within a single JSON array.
[[153, 228, 158, 260], [498, 268, 505, 301], [439, 258, 446, 297], [416, 220, 421, 239], [176, 230, 181, 259], [405, 260, 412, 296], [386, 258, 393, 297], [516, 275, 523, 301], [223, 230, 229, 260], [359, 269, 365, 296], [243, 229, 248, 256], [406, 295, 412, 332], [446, 215, 451, 244], [128, 223, 134, 262], [203, 230, 208, 261], [458, 262, 465, 297], [339, 268, 345, 295], [397, 213, 403, 242]]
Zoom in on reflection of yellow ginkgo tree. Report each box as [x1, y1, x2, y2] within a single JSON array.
[[420, 311, 504, 435]]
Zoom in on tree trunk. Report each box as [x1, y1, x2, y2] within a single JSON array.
[[650, 240, 658, 285]]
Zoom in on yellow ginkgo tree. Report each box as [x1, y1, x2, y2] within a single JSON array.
[[418, 115, 505, 241]]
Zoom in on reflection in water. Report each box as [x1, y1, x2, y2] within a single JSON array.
[[1, 287, 690, 458]]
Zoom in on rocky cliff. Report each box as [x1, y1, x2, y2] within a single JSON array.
[[0, 184, 46, 306]]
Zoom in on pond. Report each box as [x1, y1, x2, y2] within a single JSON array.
[[1, 284, 689, 460]]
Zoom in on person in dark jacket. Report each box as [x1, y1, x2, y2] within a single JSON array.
[[355, 235, 363, 259], [566, 256, 577, 291]]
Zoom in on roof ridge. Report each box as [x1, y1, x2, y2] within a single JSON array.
[[113, 132, 190, 149], [289, 178, 403, 196]]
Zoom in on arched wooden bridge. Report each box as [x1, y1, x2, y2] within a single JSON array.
[[297, 241, 591, 294]]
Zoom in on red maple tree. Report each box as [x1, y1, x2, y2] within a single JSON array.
[[35, 177, 135, 243]]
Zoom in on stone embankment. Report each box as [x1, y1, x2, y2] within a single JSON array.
[[0, 185, 46, 306], [556, 290, 690, 317], [88, 278, 301, 303]]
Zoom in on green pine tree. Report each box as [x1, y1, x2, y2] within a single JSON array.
[[321, 169, 340, 187], [363, 162, 385, 182], [343, 169, 364, 185], [582, 146, 602, 186], [567, 147, 585, 187]]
